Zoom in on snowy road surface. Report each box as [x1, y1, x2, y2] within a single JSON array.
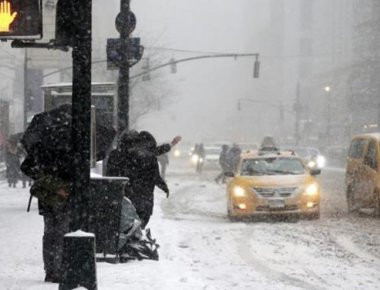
[[0, 163, 380, 289]]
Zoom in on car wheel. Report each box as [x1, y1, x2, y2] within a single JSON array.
[[346, 184, 357, 213], [306, 210, 320, 220]]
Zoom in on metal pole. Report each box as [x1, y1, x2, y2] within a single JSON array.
[[70, 0, 92, 231], [118, 0, 130, 133], [23, 48, 28, 130]]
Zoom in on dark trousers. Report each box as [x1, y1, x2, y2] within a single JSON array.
[[43, 210, 70, 278], [215, 168, 226, 183]]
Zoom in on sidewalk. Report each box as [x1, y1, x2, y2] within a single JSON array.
[[0, 177, 214, 290]]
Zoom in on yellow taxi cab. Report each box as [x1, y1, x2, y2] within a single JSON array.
[[345, 134, 380, 213], [226, 150, 321, 220]]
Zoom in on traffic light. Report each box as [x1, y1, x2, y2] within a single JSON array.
[[0, 0, 42, 39], [170, 58, 177, 74], [55, 0, 74, 46], [142, 58, 150, 81], [253, 59, 260, 78]]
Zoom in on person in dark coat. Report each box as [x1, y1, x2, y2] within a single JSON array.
[[106, 130, 171, 228], [21, 142, 72, 283], [5, 138, 21, 188], [214, 144, 229, 184]]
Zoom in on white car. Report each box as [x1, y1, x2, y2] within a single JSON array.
[[203, 146, 221, 168]]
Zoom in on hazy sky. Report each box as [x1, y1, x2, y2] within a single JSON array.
[[92, 0, 286, 143]]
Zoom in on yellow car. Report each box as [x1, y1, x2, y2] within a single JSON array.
[[226, 151, 321, 220]]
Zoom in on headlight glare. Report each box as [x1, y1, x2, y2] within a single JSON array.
[[305, 183, 318, 196], [308, 160, 317, 168], [174, 149, 181, 157], [191, 154, 199, 164], [316, 155, 326, 168], [233, 186, 246, 197]]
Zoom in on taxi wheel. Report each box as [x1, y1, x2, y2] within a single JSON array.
[[346, 184, 357, 213], [228, 214, 239, 222], [306, 210, 320, 220]]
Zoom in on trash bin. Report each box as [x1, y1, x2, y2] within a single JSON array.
[[88, 176, 129, 257]]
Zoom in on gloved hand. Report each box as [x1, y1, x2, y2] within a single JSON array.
[[171, 136, 182, 146]]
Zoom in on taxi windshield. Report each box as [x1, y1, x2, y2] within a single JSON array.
[[240, 157, 305, 176]]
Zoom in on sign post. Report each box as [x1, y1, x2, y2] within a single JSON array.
[[117, 0, 131, 133]]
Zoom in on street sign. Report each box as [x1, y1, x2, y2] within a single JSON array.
[[106, 37, 143, 70], [0, 0, 42, 39], [115, 11, 136, 35]]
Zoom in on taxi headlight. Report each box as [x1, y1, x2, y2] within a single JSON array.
[[305, 183, 318, 196], [233, 186, 246, 197]]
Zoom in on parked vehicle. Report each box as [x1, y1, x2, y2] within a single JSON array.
[[345, 134, 380, 214]]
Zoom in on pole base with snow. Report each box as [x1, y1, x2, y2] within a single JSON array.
[[59, 231, 97, 290]]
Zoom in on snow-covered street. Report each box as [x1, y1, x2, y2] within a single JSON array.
[[1, 163, 380, 290]]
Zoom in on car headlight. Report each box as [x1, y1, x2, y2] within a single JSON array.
[[305, 183, 318, 196], [316, 155, 326, 168], [174, 149, 181, 157], [199, 158, 204, 163], [307, 160, 317, 169], [233, 186, 246, 197], [191, 154, 199, 164]]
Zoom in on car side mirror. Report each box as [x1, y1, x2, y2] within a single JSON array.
[[224, 172, 235, 177], [309, 168, 321, 176]]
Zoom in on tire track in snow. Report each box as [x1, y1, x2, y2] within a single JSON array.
[[332, 234, 380, 266], [162, 183, 227, 222], [235, 229, 326, 290]]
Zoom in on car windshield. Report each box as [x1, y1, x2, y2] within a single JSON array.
[[240, 157, 305, 176]]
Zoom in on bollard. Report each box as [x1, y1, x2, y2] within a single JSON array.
[[59, 231, 97, 290]]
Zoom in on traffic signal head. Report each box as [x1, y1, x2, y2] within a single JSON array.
[[0, 0, 42, 39], [55, 0, 74, 46], [170, 58, 177, 74], [253, 59, 260, 78]]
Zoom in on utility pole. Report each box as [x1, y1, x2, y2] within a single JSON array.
[[70, 0, 92, 231], [23, 48, 28, 130], [118, 0, 130, 132]]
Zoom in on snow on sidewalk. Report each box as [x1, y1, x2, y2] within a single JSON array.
[[0, 179, 278, 290]]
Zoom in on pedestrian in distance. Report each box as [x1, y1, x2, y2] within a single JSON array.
[[5, 138, 21, 188], [215, 144, 229, 184], [226, 143, 242, 172], [195, 143, 205, 174]]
